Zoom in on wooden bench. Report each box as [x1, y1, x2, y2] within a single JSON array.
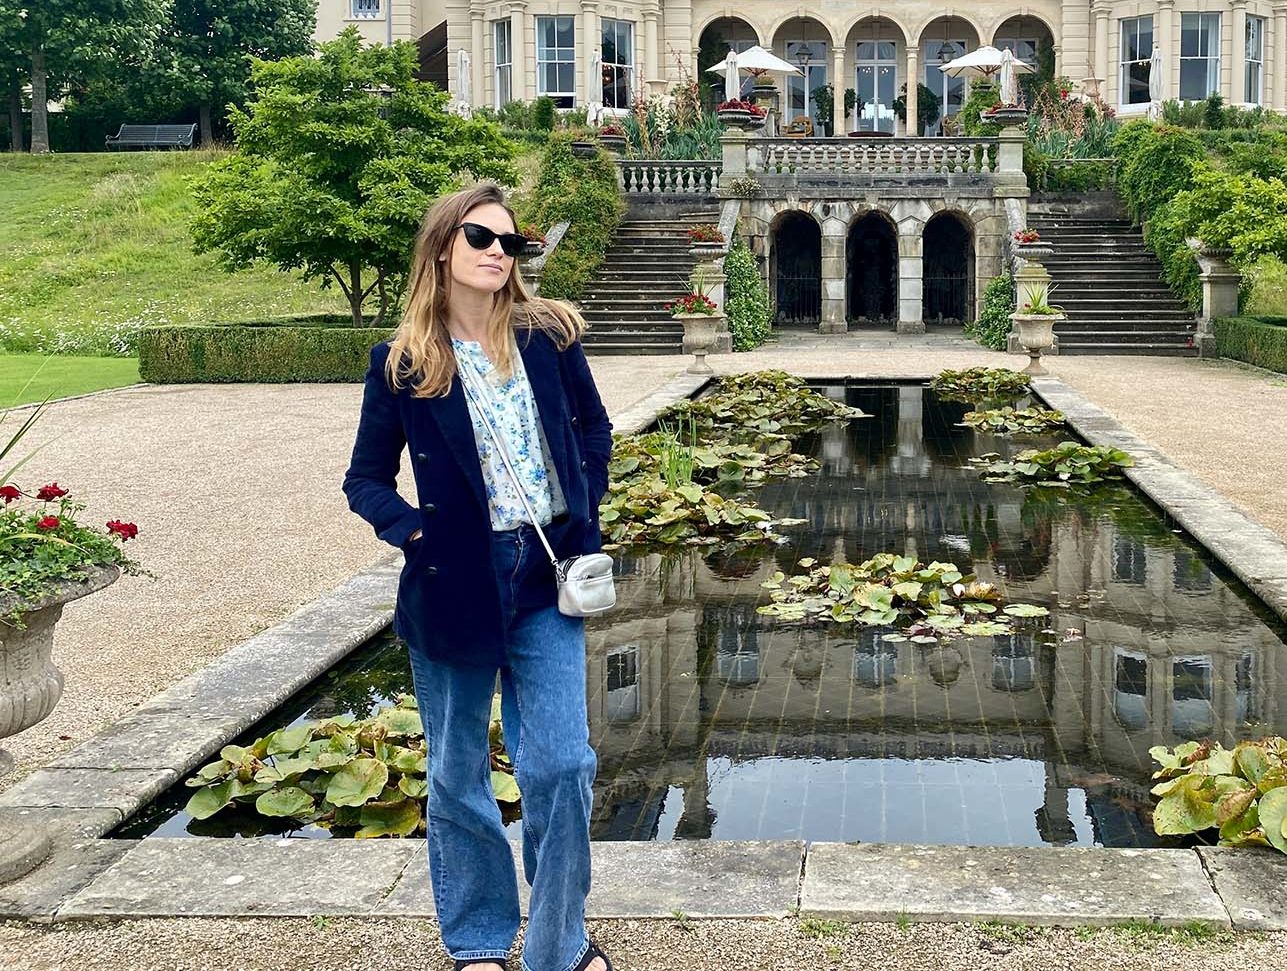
[[105, 124, 198, 150]]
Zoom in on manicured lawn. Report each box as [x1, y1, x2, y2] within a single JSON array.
[[0, 152, 350, 357], [0, 354, 141, 408]]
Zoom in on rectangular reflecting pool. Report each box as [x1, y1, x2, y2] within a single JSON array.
[[118, 384, 1287, 847]]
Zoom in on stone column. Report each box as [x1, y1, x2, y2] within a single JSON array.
[[1192, 243, 1240, 357], [1275, 3, 1287, 111], [718, 128, 748, 185], [581, 0, 600, 108], [470, 6, 485, 109], [905, 47, 919, 136], [643, 3, 660, 86], [820, 218, 847, 333], [1092, 2, 1111, 97], [897, 222, 924, 334], [832, 44, 845, 135], [997, 123, 1026, 182], [1231, 0, 1248, 104], [513, 1, 532, 101], [1157, 0, 1176, 104]]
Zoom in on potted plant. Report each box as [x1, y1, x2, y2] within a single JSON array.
[[665, 280, 723, 375], [566, 128, 598, 157], [1011, 228, 1053, 260], [687, 224, 725, 256], [716, 98, 767, 130], [517, 223, 546, 260], [0, 401, 145, 880], [597, 123, 626, 153], [985, 101, 1029, 126], [1010, 280, 1065, 375]]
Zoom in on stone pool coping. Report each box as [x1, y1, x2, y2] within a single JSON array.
[[1, 371, 1284, 927]]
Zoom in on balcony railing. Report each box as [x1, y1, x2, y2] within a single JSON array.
[[616, 159, 722, 195], [748, 137, 1000, 177]]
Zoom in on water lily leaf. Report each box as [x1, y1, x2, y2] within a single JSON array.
[[1214, 785, 1257, 826], [398, 775, 428, 799], [491, 770, 522, 804], [255, 756, 314, 784], [1152, 775, 1219, 835], [1258, 787, 1287, 854], [376, 707, 423, 737], [356, 798, 422, 838], [388, 747, 427, 775], [910, 635, 938, 644], [961, 621, 1011, 636], [326, 758, 389, 807], [892, 581, 923, 602], [1002, 603, 1049, 618], [255, 786, 315, 818], [882, 634, 908, 642], [185, 781, 236, 820], [1219, 802, 1264, 845]]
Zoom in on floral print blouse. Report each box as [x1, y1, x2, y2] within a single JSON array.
[[452, 336, 566, 532]]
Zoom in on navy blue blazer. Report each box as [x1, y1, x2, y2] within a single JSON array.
[[342, 328, 613, 668]]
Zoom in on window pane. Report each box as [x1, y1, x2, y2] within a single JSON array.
[[1247, 61, 1261, 104], [556, 16, 573, 49], [557, 62, 573, 94], [877, 42, 895, 60], [1181, 15, 1200, 57], [538, 17, 554, 52], [1247, 16, 1264, 59], [857, 42, 875, 60]]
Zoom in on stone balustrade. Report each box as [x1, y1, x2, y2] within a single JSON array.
[[616, 159, 722, 196], [748, 137, 1001, 178]]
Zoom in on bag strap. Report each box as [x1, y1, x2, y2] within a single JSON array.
[[456, 358, 561, 570]]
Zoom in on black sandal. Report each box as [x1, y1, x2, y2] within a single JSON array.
[[572, 942, 613, 971], [454, 962, 506, 970]]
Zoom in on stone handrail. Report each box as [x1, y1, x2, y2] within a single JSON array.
[[523, 220, 569, 296], [749, 137, 1001, 177], [616, 159, 722, 195]]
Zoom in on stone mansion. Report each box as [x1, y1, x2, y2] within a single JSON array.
[[316, 1, 1287, 126]]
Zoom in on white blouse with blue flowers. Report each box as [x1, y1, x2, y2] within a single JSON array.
[[452, 336, 566, 532]]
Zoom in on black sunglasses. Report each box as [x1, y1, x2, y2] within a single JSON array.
[[455, 222, 527, 257]]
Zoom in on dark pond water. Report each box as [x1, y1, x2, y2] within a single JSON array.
[[118, 384, 1287, 846]]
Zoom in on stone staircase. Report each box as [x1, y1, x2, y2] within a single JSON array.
[[578, 209, 719, 355], [1027, 212, 1199, 356]]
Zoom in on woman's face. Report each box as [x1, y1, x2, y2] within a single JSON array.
[[444, 202, 515, 296]]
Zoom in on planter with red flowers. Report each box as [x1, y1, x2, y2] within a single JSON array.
[[665, 289, 724, 375], [1011, 227, 1053, 261], [716, 99, 767, 131], [687, 223, 726, 258], [0, 405, 145, 881], [597, 124, 627, 154], [517, 223, 547, 260], [984, 103, 1029, 127]]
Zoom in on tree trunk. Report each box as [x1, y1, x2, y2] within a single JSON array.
[[374, 275, 389, 327], [198, 103, 213, 146], [7, 73, 23, 153], [29, 44, 48, 154], [347, 261, 364, 325]]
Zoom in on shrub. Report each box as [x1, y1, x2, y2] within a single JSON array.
[[520, 132, 624, 301], [966, 274, 1015, 351], [723, 240, 771, 351], [1213, 316, 1287, 373], [961, 80, 1001, 137], [138, 316, 391, 382], [1112, 122, 1204, 224], [532, 96, 556, 131]]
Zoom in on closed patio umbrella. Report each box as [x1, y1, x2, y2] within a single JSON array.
[[722, 50, 740, 102], [1148, 43, 1165, 102]]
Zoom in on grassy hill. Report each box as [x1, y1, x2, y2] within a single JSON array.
[[0, 151, 350, 359]]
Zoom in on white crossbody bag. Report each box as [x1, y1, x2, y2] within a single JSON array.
[[458, 360, 617, 618]]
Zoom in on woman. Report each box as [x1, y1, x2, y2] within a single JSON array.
[[343, 184, 613, 971]]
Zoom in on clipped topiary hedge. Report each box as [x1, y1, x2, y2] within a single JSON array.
[[1214, 316, 1287, 374], [138, 315, 393, 383]]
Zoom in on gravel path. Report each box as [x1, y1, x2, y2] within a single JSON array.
[[1, 337, 1284, 967]]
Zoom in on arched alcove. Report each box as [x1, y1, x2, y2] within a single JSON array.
[[922, 212, 974, 324], [771, 211, 822, 325], [846, 211, 898, 324]]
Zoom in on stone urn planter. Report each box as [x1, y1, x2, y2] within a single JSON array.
[[517, 240, 545, 261], [688, 241, 725, 259], [1012, 242, 1054, 262], [1010, 312, 1062, 376], [597, 133, 626, 154], [985, 106, 1029, 127], [717, 107, 765, 131], [673, 313, 722, 375], [0, 564, 120, 881], [569, 140, 598, 158]]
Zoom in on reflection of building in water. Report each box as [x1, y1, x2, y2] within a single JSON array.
[[582, 386, 1287, 843]]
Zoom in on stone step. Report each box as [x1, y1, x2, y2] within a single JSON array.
[[1054, 317, 1196, 329], [1054, 329, 1196, 343], [1056, 341, 1198, 356], [1054, 303, 1192, 317]]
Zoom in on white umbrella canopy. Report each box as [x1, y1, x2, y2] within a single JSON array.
[[706, 45, 802, 78], [939, 45, 1035, 79], [722, 50, 740, 101]]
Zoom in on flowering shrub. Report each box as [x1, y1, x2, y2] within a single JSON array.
[[716, 99, 767, 118], [665, 292, 718, 316], [687, 224, 724, 243], [1012, 228, 1041, 244]]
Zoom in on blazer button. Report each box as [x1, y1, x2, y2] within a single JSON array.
[[422, 502, 436, 513], [570, 416, 579, 425], [416, 452, 428, 462], [426, 566, 438, 577], [580, 460, 587, 471]]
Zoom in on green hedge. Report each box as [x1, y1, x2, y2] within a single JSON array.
[[1214, 316, 1287, 373], [138, 316, 392, 383]]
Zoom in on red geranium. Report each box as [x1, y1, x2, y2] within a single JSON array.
[[0, 485, 19, 504], [717, 98, 767, 118], [36, 482, 67, 501], [107, 520, 139, 541], [36, 515, 60, 530], [1012, 228, 1041, 244], [665, 292, 718, 316]]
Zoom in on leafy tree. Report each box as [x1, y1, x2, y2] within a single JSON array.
[[190, 29, 518, 325], [0, 0, 169, 153], [2, 30, 24, 151], [163, 0, 315, 144]]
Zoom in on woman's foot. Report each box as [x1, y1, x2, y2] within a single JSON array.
[[458, 964, 505, 971]]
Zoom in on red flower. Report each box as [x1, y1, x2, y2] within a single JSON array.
[[0, 485, 19, 504], [107, 520, 139, 541], [36, 482, 67, 501], [1059, 89, 1070, 100], [36, 515, 60, 530]]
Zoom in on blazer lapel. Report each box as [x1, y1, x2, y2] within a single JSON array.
[[424, 374, 489, 516]]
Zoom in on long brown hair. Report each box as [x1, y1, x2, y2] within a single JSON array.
[[385, 183, 585, 397]]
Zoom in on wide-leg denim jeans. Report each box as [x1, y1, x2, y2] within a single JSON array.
[[407, 522, 597, 971]]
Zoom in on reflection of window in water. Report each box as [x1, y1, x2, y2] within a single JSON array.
[[1112, 534, 1147, 585], [1172, 656, 1214, 737], [1236, 652, 1256, 724], [714, 604, 761, 686], [852, 628, 898, 688], [606, 645, 640, 723], [1172, 549, 1213, 592], [991, 633, 1036, 692], [1113, 649, 1148, 731]]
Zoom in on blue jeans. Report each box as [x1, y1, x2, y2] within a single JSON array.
[[407, 523, 597, 971]]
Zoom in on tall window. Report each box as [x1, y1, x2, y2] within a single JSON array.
[[785, 40, 828, 128], [924, 39, 969, 132], [1112, 534, 1147, 584], [601, 19, 634, 110], [351, 0, 380, 18], [1120, 15, 1154, 104], [493, 19, 512, 108], [1246, 15, 1265, 105], [855, 40, 897, 133], [993, 37, 1039, 63], [1180, 12, 1221, 100], [536, 15, 575, 108]]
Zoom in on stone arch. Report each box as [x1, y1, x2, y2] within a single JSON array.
[[843, 16, 910, 134], [769, 15, 836, 131], [989, 13, 1058, 82], [769, 208, 822, 325], [697, 15, 765, 103], [765, 12, 844, 51], [909, 12, 986, 47], [922, 210, 975, 325], [913, 15, 984, 134], [846, 208, 899, 325]]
